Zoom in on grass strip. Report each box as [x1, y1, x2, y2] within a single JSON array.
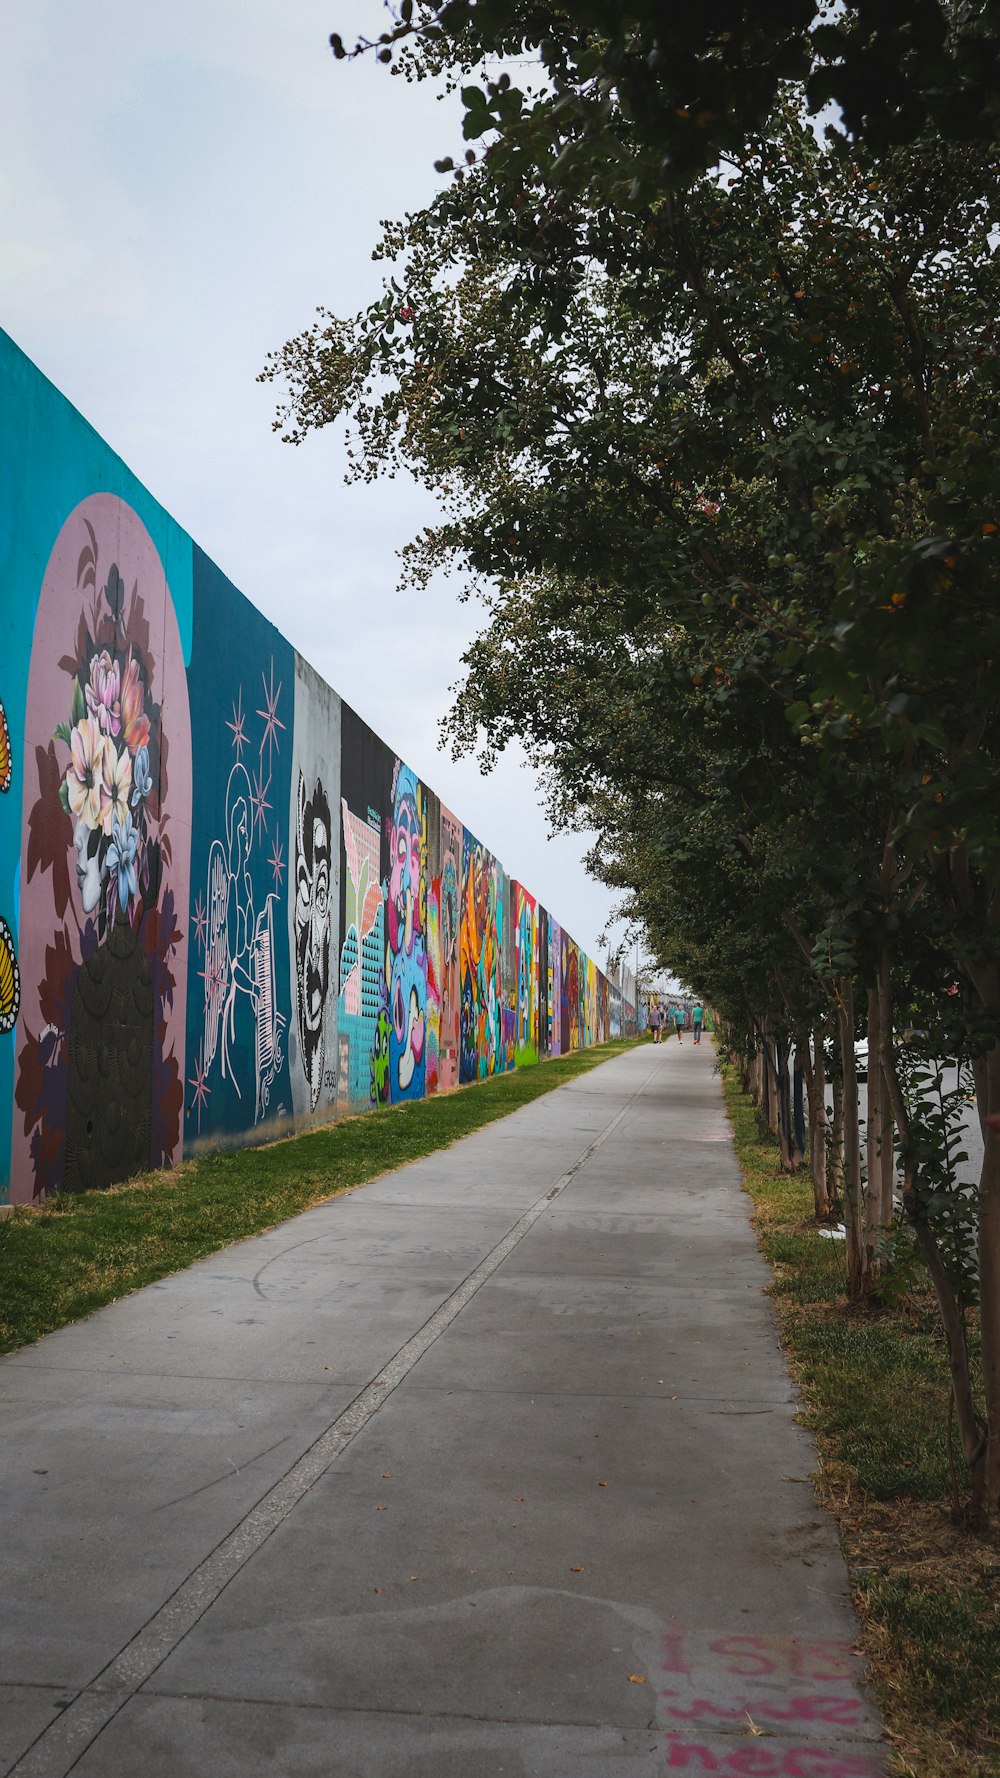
[[722, 1065, 1000, 1778], [0, 1038, 642, 1357]]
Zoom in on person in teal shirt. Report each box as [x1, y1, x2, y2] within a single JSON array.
[[692, 1003, 704, 1045]]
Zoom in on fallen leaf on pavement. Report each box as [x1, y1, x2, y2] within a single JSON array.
[[570, 1566, 586, 1573], [381, 1472, 391, 1478], [598, 1480, 609, 1487], [628, 1674, 647, 1685], [376, 1506, 387, 1512]]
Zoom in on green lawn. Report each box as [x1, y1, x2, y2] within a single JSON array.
[[722, 1066, 1000, 1778], [0, 1037, 642, 1356]]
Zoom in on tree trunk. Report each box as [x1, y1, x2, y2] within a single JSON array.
[[979, 1047, 1000, 1512], [764, 1018, 780, 1138], [828, 1041, 844, 1214], [971, 1053, 989, 1144], [754, 1037, 767, 1128], [879, 1076, 896, 1233], [792, 1041, 807, 1162], [864, 988, 886, 1277], [802, 1032, 831, 1219], [875, 952, 897, 1237], [775, 1028, 794, 1172], [836, 978, 865, 1298]]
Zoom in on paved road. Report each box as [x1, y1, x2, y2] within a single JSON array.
[[1, 1042, 886, 1776]]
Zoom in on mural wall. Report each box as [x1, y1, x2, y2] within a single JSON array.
[[0, 329, 641, 1205]]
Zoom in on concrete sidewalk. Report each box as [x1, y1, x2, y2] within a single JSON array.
[[1, 1042, 886, 1777]]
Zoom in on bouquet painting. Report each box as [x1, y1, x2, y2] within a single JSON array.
[[55, 555, 164, 938], [13, 497, 190, 1203]]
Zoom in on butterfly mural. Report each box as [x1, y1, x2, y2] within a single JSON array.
[[0, 698, 10, 795], [0, 919, 18, 1035]]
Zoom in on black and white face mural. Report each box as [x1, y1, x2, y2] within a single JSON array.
[[294, 772, 332, 1110]]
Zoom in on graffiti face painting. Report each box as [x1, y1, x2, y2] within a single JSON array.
[[294, 772, 332, 1110]]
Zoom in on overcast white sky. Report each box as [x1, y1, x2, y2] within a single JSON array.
[[0, 0, 661, 973]]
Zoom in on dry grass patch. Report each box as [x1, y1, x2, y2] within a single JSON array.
[[722, 1064, 1000, 1778]]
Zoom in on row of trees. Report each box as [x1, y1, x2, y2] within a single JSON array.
[[264, 3, 1000, 1510]]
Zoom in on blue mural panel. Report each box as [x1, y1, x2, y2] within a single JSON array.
[[184, 548, 294, 1147]]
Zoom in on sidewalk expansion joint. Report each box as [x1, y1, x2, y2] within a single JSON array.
[[6, 1055, 667, 1778]]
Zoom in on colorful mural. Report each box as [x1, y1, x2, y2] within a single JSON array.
[[548, 916, 562, 1057], [514, 881, 538, 1065], [0, 328, 638, 1204], [337, 705, 391, 1112], [460, 829, 504, 1083], [426, 797, 461, 1093], [386, 760, 427, 1103]]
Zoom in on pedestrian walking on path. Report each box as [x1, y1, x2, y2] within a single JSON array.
[[692, 1001, 704, 1044], [0, 1042, 886, 1776]]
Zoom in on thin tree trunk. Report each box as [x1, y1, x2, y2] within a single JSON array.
[[875, 951, 897, 1235], [971, 1053, 988, 1144], [879, 1074, 896, 1231], [979, 1047, 1000, 1512], [865, 988, 885, 1277], [828, 1040, 844, 1214], [754, 1036, 767, 1128], [837, 977, 865, 1298], [765, 1019, 780, 1138], [802, 1033, 831, 1219], [793, 1040, 807, 1162], [775, 1028, 794, 1172]]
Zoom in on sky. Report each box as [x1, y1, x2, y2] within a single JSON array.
[[0, 0, 658, 976]]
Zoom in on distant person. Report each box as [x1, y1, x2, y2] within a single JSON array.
[[692, 1002, 704, 1044], [674, 1006, 683, 1044], [650, 1007, 661, 1044]]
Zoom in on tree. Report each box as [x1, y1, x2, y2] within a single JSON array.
[[337, 1, 1000, 196], [265, 43, 1000, 1504]]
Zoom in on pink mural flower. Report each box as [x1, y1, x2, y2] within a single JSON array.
[[85, 649, 121, 736], [66, 716, 113, 830], [121, 652, 151, 754], [103, 743, 133, 834]]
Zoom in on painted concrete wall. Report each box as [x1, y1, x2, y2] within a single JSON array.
[[0, 329, 641, 1204]]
